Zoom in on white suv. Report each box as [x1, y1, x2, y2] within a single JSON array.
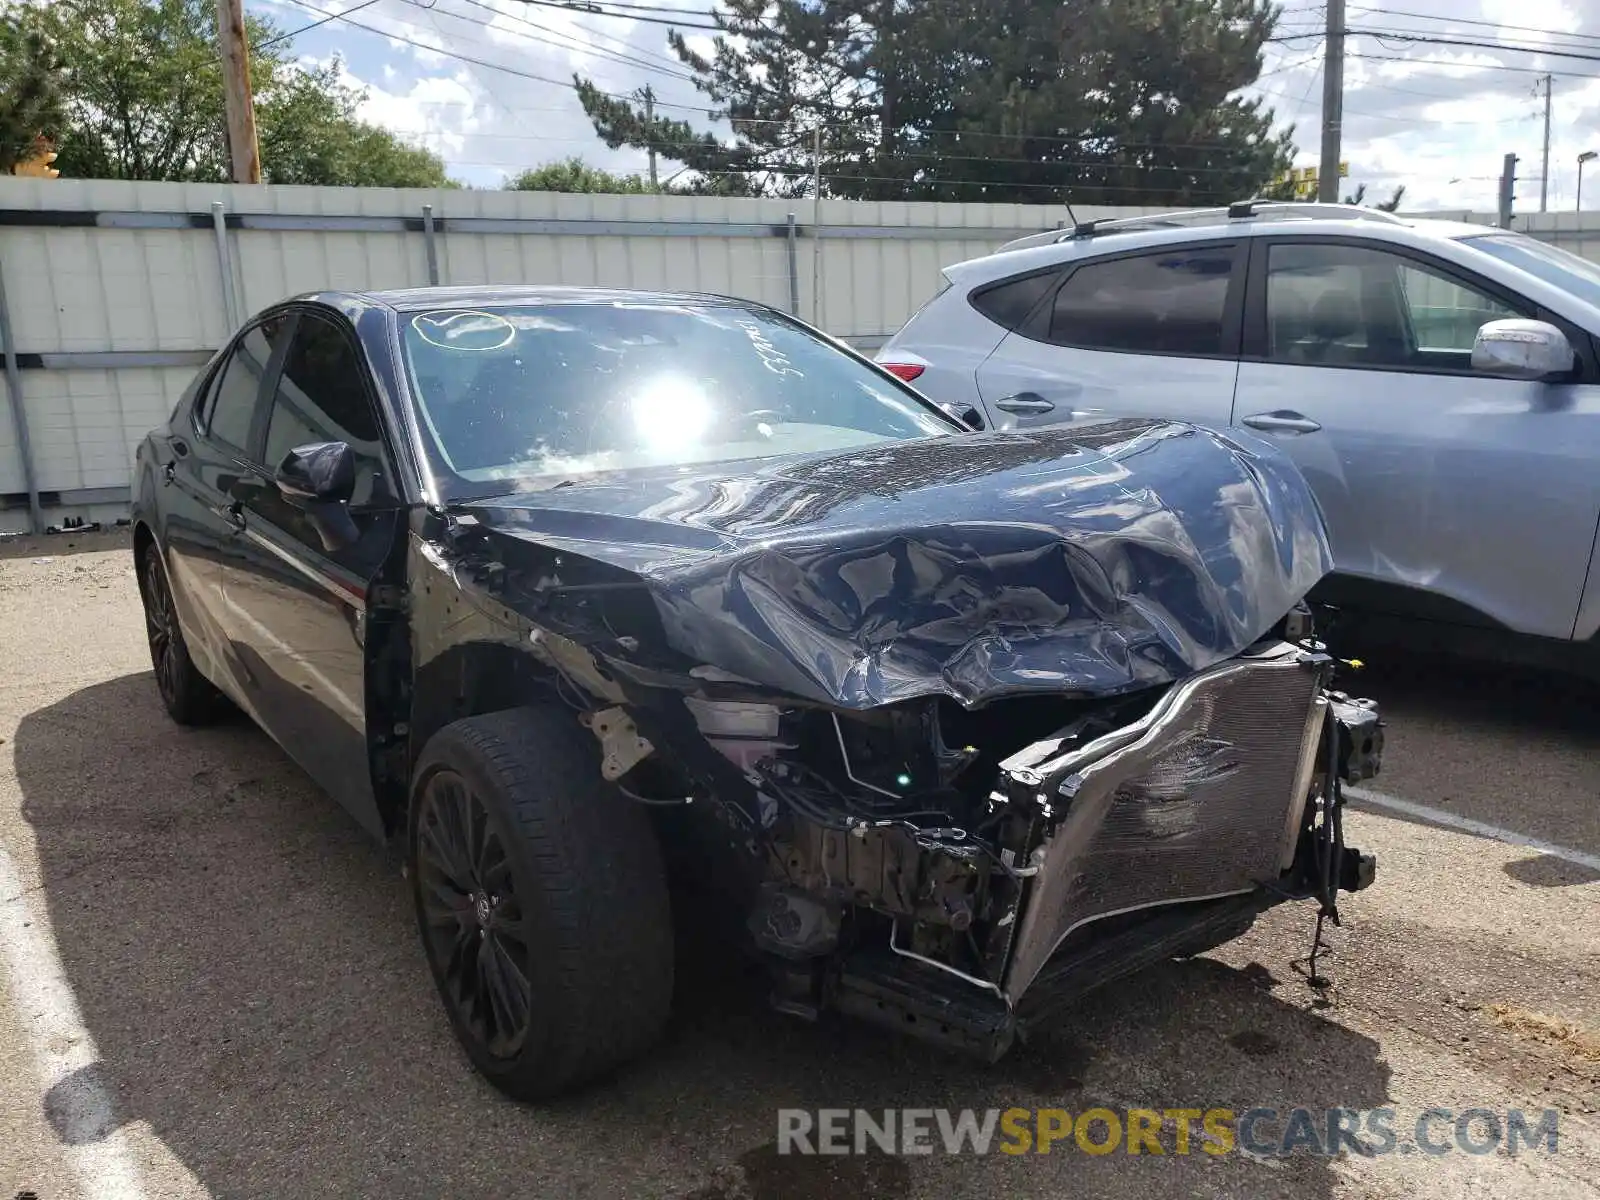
[[876, 201, 1600, 650]]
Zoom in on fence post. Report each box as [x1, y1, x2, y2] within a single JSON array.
[[422, 203, 440, 285], [210, 201, 240, 330], [0, 250, 42, 534], [785, 212, 799, 315]]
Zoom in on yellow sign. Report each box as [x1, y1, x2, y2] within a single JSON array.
[[1275, 162, 1350, 198], [12, 135, 59, 179]]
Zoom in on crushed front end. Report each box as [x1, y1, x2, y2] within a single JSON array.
[[689, 635, 1381, 1059]]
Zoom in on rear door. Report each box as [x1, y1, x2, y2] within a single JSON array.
[[161, 315, 291, 698], [1232, 236, 1600, 640], [974, 240, 1246, 429], [219, 309, 403, 837]]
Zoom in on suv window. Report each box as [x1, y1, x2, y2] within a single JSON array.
[[1045, 247, 1235, 355], [1265, 243, 1526, 371], [202, 317, 288, 452], [970, 270, 1058, 330], [263, 313, 389, 506]]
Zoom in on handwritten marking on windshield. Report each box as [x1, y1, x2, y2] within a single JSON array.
[[740, 320, 805, 379]]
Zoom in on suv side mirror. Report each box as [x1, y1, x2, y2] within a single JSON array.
[[940, 402, 986, 431], [275, 441, 358, 551], [1471, 319, 1575, 380]]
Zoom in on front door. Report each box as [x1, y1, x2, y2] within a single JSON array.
[[1231, 237, 1600, 640], [220, 310, 402, 838], [975, 240, 1245, 430]]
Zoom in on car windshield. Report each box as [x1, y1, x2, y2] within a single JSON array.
[[1463, 233, 1600, 309], [399, 300, 957, 497]]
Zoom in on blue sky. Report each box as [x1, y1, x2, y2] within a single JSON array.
[[251, 0, 1600, 210]]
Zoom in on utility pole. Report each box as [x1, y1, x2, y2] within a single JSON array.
[[636, 85, 658, 189], [215, 0, 260, 183], [1498, 153, 1518, 229], [1318, 0, 1345, 202], [1539, 73, 1553, 212], [811, 126, 822, 325]]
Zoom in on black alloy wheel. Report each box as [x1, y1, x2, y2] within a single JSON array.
[[139, 541, 223, 725], [414, 768, 535, 1059]]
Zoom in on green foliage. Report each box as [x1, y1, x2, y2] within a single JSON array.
[[507, 152, 754, 196], [576, 0, 1294, 203], [0, 4, 64, 172], [1344, 182, 1407, 211], [18, 0, 452, 185], [506, 157, 661, 193]]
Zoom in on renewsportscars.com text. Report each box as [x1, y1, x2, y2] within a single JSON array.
[[777, 1106, 1560, 1158]]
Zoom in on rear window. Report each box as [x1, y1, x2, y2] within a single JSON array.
[[400, 302, 957, 495], [1046, 247, 1236, 356], [970, 271, 1059, 330]]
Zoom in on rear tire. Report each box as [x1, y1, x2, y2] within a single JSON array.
[[138, 540, 226, 726], [409, 706, 675, 1100]]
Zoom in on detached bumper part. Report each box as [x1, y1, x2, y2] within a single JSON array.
[[1330, 692, 1384, 784], [1002, 641, 1328, 1000]]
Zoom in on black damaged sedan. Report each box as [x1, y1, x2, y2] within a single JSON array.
[[131, 287, 1381, 1100]]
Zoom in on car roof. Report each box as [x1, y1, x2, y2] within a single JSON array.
[[305, 285, 759, 313], [949, 204, 1501, 283]]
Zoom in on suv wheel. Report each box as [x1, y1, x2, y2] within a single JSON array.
[[409, 707, 674, 1100]]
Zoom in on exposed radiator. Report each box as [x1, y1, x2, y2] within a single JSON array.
[[1005, 642, 1326, 1000]]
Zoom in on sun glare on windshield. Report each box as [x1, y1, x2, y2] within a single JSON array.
[[399, 301, 956, 496]]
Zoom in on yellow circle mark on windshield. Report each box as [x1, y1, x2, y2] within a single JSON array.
[[411, 310, 516, 351]]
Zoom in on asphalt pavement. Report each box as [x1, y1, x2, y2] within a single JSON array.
[[1, 533, 1596, 1199]]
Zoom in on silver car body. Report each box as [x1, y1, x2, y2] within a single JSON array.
[[877, 205, 1600, 643]]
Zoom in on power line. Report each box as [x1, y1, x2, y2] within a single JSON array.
[[422, 0, 698, 81], [450, 0, 694, 75], [1345, 6, 1600, 49], [1272, 27, 1600, 65], [503, 0, 722, 31], [281, 0, 716, 108], [1347, 52, 1600, 84], [258, 0, 388, 50]]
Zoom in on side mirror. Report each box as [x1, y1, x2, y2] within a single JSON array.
[[275, 441, 359, 551], [1470, 319, 1575, 380], [940, 402, 986, 431]]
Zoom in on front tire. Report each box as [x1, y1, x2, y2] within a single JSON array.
[[138, 541, 225, 726], [409, 707, 675, 1100]]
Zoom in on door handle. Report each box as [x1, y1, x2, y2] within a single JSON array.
[[161, 462, 176, 486], [220, 501, 246, 533], [1242, 411, 1322, 434], [994, 392, 1056, 415]]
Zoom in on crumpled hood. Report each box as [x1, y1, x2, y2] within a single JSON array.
[[462, 419, 1332, 707]]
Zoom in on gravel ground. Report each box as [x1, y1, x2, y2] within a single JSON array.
[[1, 533, 1596, 1199]]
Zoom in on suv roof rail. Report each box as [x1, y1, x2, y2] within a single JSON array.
[[1226, 199, 1409, 224], [1041, 200, 1408, 245]]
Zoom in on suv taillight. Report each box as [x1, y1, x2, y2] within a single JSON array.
[[881, 362, 925, 382]]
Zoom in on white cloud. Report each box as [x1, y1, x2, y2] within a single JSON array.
[[256, 0, 1600, 209]]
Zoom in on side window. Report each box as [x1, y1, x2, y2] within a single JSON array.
[[201, 316, 289, 451], [264, 313, 389, 506], [1045, 247, 1235, 356], [970, 270, 1058, 330], [1264, 243, 1526, 371]]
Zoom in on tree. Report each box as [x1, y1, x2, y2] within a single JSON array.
[[507, 157, 661, 193], [507, 153, 754, 196], [29, 0, 452, 186], [0, 4, 64, 172], [573, 0, 1293, 204], [1343, 182, 1407, 211]]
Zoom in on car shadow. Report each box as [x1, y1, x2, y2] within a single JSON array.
[[12, 671, 1392, 1200], [1328, 648, 1600, 858]]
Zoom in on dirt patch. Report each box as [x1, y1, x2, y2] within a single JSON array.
[[1488, 1004, 1600, 1063]]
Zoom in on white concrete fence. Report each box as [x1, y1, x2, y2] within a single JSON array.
[[0, 178, 1181, 533], [0, 179, 1588, 533]]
